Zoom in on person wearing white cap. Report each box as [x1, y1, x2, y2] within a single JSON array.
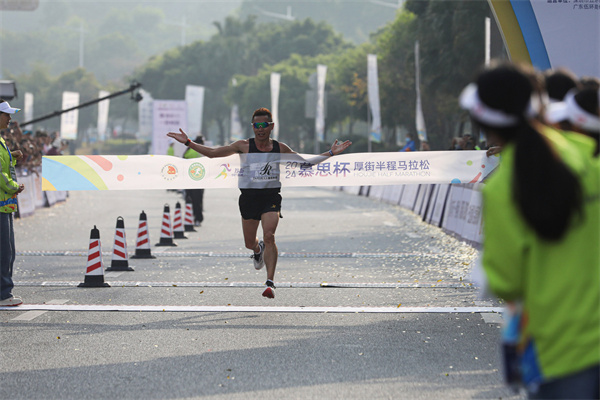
[[546, 88, 600, 156], [0, 99, 25, 306], [460, 63, 599, 399]]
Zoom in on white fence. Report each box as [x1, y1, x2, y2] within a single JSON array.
[[337, 183, 484, 247]]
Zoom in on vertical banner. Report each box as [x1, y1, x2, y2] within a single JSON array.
[[60, 91, 79, 140], [315, 64, 327, 148], [138, 89, 154, 141], [270, 72, 281, 141], [414, 42, 427, 143], [152, 100, 187, 157], [24, 92, 34, 124], [97, 90, 110, 142], [367, 54, 382, 143], [230, 104, 243, 142], [185, 85, 205, 136], [485, 17, 491, 66]]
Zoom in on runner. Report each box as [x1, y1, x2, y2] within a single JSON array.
[[167, 107, 351, 298]]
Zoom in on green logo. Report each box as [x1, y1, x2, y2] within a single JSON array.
[[188, 162, 206, 181]]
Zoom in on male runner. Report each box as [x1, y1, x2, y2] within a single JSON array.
[[167, 107, 351, 298]]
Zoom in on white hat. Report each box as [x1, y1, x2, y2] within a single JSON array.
[[545, 101, 569, 124], [0, 101, 20, 114]]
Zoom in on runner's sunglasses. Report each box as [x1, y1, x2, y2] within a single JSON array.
[[251, 122, 274, 129]]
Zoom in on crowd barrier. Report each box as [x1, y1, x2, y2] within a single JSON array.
[[336, 183, 484, 248], [15, 167, 68, 218]]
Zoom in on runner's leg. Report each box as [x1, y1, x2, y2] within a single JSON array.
[[241, 218, 261, 253], [260, 211, 280, 281]]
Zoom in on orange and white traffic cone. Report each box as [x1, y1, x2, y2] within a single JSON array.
[[131, 210, 156, 259], [184, 202, 197, 232], [78, 226, 110, 287], [106, 216, 134, 271], [173, 202, 187, 239], [155, 204, 177, 247]]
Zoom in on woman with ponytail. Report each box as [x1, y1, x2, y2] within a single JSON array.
[[460, 63, 599, 399]]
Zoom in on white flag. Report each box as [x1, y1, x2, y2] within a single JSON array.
[[60, 91, 79, 140], [270, 72, 281, 140], [367, 54, 382, 143], [315, 64, 327, 143], [24, 92, 34, 124], [415, 42, 427, 143], [138, 89, 154, 140], [185, 85, 205, 136], [152, 100, 187, 156], [230, 104, 243, 142], [97, 90, 110, 142]]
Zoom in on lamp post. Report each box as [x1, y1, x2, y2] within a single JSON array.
[[253, 5, 295, 21], [368, 0, 403, 9]]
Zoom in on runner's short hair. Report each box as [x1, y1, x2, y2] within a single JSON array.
[[252, 107, 272, 121]]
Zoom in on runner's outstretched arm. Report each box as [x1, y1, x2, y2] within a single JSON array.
[[167, 128, 246, 158], [280, 139, 352, 164]]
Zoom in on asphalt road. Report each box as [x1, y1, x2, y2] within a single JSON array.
[[0, 187, 524, 399]]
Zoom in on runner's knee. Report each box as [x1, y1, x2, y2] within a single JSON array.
[[263, 232, 275, 245]]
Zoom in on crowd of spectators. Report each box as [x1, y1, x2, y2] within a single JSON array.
[[0, 121, 67, 172]]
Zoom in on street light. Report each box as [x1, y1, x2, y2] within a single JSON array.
[[368, 0, 403, 9], [65, 20, 86, 69], [165, 16, 188, 47], [253, 5, 295, 21]]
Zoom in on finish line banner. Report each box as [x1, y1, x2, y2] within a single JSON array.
[[41, 151, 498, 191]]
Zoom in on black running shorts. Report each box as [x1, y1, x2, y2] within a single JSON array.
[[238, 189, 282, 220]]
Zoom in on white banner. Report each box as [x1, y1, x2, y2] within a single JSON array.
[[315, 64, 327, 143], [414, 42, 427, 143], [230, 104, 244, 142], [60, 91, 79, 140], [97, 90, 110, 142], [152, 100, 187, 157], [24, 92, 34, 124], [41, 151, 499, 191], [270, 72, 281, 141], [367, 54, 382, 143], [185, 85, 205, 136], [138, 89, 154, 140]]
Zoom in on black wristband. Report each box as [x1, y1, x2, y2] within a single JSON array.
[[185, 139, 191, 147]]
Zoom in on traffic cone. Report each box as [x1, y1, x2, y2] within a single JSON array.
[[131, 210, 156, 259], [173, 202, 187, 239], [78, 226, 110, 287], [184, 202, 197, 232], [155, 204, 177, 247], [106, 216, 134, 271]]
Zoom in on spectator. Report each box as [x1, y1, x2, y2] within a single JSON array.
[[460, 62, 599, 399], [400, 134, 416, 152], [0, 99, 25, 307]]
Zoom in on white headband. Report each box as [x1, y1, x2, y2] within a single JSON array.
[[459, 83, 541, 128], [565, 91, 600, 132]]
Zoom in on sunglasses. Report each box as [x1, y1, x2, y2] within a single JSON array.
[[251, 122, 274, 129]]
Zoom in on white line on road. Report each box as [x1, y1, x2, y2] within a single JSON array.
[[10, 299, 69, 321], [15, 281, 475, 289], [2, 304, 504, 314]]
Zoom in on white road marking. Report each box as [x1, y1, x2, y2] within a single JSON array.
[[2, 304, 504, 314], [10, 299, 69, 321], [105, 272, 124, 278], [15, 281, 475, 289]]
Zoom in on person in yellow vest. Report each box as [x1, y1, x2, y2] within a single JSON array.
[[460, 63, 599, 399], [183, 135, 205, 226], [0, 100, 25, 306], [167, 140, 175, 156]]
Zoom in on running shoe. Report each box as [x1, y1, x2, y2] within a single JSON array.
[[0, 296, 23, 306], [262, 281, 275, 299], [252, 240, 265, 270]]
